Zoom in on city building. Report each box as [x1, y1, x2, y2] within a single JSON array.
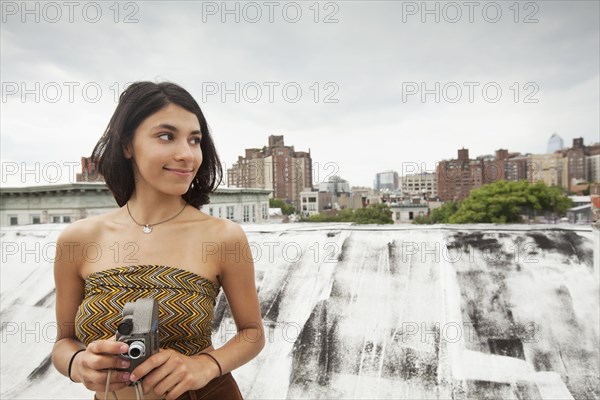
[[0, 182, 115, 225], [318, 175, 350, 209], [555, 138, 600, 191], [400, 172, 437, 198], [505, 154, 531, 182], [529, 153, 567, 188], [547, 133, 564, 154], [565, 138, 587, 190], [566, 196, 593, 224], [374, 170, 399, 192], [351, 187, 380, 207], [436, 148, 485, 201], [588, 154, 600, 185], [227, 135, 312, 210], [299, 190, 333, 217], [0, 183, 271, 226], [76, 156, 104, 182], [435, 138, 600, 202], [389, 197, 428, 223]]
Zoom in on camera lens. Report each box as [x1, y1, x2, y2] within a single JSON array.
[[118, 319, 133, 335], [128, 341, 146, 359]]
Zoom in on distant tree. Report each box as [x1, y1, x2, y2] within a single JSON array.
[[269, 198, 295, 215], [353, 203, 393, 224], [412, 201, 460, 224], [307, 203, 393, 224], [448, 180, 571, 224]]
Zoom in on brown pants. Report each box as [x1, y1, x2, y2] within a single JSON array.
[[177, 373, 243, 400], [93, 373, 243, 400]]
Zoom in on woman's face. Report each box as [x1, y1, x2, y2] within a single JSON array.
[[124, 103, 203, 197]]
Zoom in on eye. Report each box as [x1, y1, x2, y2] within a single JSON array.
[[191, 137, 202, 145], [158, 133, 173, 141]]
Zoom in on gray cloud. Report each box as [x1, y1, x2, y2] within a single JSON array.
[[1, 0, 598, 187]]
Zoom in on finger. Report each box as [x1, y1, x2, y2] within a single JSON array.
[[130, 351, 172, 383], [163, 381, 187, 400], [139, 359, 175, 395], [82, 352, 130, 372], [88, 339, 129, 356], [83, 369, 131, 388], [88, 382, 130, 393], [152, 370, 181, 398]]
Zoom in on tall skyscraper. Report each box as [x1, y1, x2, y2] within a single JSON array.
[[374, 170, 399, 192], [547, 133, 564, 154]]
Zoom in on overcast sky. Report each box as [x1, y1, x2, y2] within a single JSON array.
[[1, 0, 599, 188]]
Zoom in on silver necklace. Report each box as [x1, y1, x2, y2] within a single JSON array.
[[126, 202, 187, 234]]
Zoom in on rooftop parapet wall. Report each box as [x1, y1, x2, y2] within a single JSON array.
[[1, 223, 597, 399]]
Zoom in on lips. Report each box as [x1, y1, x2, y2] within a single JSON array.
[[164, 167, 193, 176]]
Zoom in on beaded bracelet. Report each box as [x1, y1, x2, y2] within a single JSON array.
[[68, 349, 86, 382], [198, 352, 222, 378]]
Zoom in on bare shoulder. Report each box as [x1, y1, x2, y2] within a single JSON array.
[[197, 213, 248, 244], [56, 210, 119, 245]]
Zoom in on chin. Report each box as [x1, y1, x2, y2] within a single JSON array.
[[161, 185, 192, 197]]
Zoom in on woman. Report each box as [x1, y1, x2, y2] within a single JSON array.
[[51, 81, 265, 400]]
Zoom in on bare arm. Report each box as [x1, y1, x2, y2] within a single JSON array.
[[51, 223, 130, 391], [194, 221, 265, 373], [51, 223, 87, 378]]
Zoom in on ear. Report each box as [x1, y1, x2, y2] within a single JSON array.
[[123, 142, 133, 159]]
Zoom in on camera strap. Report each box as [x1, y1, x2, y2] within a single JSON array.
[[104, 368, 144, 400]]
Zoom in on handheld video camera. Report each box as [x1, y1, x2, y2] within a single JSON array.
[[116, 298, 160, 378]]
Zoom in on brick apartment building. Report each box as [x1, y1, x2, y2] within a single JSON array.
[[227, 135, 313, 209], [436, 148, 486, 201], [436, 138, 600, 201]]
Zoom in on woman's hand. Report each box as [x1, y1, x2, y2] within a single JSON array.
[[71, 337, 132, 392], [130, 348, 219, 400]]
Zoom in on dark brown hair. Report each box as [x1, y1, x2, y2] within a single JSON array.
[[91, 81, 222, 208]]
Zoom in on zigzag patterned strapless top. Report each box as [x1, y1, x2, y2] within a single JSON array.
[[75, 264, 220, 356]]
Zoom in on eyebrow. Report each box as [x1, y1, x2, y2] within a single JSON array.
[[152, 123, 201, 135]]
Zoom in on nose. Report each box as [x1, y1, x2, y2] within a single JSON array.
[[174, 138, 195, 162]]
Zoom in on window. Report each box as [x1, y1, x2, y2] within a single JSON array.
[[252, 205, 256, 222], [52, 216, 61, 223], [262, 203, 268, 220], [63, 216, 71, 223], [218, 207, 222, 218], [209, 207, 213, 216], [32, 215, 40, 224], [9, 216, 18, 226], [243, 205, 250, 222], [226, 206, 234, 220]]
